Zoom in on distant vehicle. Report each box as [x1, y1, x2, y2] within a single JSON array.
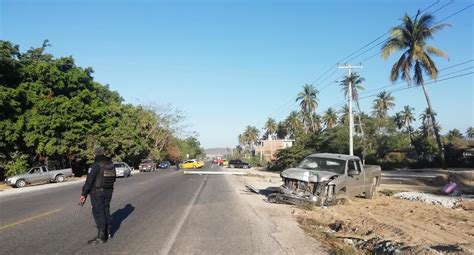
[[158, 161, 171, 169], [218, 159, 228, 166], [113, 162, 132, 177], [228, 159, 251, 169], [139, 159, 156, 172], [269, 153, 381, 206], [4, 166, 73, 188], [181, 159, 204, 169]]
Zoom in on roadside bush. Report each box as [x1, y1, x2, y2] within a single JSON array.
[[4, 156, 28, 177], [272, 145, 314, 171]]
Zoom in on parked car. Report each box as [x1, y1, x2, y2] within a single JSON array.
[[268, 153, 381, 206], [181, 159, 204, 169], [113, 162, 132, 177], [139, 159, 157, 172], [158, 161, 171, 169], [4, 166, 73, 188], [228, 159, 251, 169]]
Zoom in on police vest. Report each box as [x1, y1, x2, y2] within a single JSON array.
[[93, 162, 116, 189]]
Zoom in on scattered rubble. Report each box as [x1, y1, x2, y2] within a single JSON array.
[[393, 191, 468, 209]]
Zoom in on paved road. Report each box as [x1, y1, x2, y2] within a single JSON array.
[[0, 163, 291, 254]]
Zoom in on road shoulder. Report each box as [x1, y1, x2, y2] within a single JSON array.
[[229, 170, 327, 254]]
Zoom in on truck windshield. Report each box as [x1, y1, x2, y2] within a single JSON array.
[[298, 157, 346, 175]]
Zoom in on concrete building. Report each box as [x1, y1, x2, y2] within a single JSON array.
[[255, 139, 295, 161]]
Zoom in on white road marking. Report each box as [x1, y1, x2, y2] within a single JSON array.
[[183, 171, 246, 175], [160, 176, 208, 255]]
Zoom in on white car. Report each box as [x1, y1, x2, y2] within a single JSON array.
[[113, 162, 132, 178]]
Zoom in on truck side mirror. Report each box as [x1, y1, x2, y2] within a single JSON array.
[[348, 169, 359, 176]]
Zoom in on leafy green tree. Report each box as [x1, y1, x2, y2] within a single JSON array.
[[466, 127, 474, 138], [381, 10, 449, 168]]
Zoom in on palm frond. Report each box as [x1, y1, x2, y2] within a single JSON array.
[[426, 45, 448, 59]]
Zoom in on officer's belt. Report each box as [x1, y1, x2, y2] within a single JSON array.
[[91, 187, 113, 192]]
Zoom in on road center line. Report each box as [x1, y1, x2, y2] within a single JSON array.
[[160, 176, 208, 255], [0, 208, 63, 231], [138, 179, 155, 185]]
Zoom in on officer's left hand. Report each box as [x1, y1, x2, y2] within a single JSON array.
[[79, 195, 87, 205]]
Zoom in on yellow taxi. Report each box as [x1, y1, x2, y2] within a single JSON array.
[[181, 159, 205, 169]]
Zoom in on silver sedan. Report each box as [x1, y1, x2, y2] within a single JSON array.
[[113, 162, 132, 178]]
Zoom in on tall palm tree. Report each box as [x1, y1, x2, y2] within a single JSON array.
[[467, 127, 474, 138], [323, 107, 338, 129], [264, 118, 277, 139], [447, 129, 463, 139], [242, 125, 260, 152], [372, 91, 395, 119], [400, 105, 416, 132], [296, 84, 319, 133], [381, 10, 449, 167], [340, 72, 367, 161], [285, 111, 302, 139]]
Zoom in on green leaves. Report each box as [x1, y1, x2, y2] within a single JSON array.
[[0, 40, 200, 176]]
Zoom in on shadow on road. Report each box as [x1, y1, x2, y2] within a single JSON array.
[[111, 204, 135, 237]]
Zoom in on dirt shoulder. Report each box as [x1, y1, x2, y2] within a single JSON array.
[[240, 168, 474, 254], [229, 169, 327, 254]]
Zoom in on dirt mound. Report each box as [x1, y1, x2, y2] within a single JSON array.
[[298, 195, 474, 254]]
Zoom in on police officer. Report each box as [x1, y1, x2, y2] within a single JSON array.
[[79, 147, 116, 244]]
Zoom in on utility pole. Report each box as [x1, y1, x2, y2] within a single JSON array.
[[338, 63, 362, 156]]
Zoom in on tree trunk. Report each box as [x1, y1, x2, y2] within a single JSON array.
[[420, 83, 447, 169]]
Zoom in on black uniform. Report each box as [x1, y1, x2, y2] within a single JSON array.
[[82, 155, 116, 237]]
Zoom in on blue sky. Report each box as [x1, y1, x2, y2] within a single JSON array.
[[1, 0, 473, 149]]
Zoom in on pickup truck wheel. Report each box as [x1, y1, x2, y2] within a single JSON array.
[[365, 178, 377, 199], [55, 175, 65, 183], [15, 179, 26, 188]]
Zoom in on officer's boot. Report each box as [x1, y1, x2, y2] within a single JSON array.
[[87, 230, 107, 244], [107, 227, 113, 240]]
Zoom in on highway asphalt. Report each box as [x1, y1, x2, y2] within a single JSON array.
[[0, 164, 288, 254]]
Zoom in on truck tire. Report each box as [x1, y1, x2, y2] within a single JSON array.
[[365, 178, 377, 199], [55, 175, 65, 183], [15, 179, 27, 188]]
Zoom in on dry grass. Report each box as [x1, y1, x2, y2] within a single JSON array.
[[297, 217, 364, 255]]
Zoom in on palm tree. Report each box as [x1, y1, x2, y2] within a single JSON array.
[[285, 111, 302, 139], [341, 72, 367, 161], [296, 84, 319, 133], [242, 125, 260, 152], [323, 107, 338, 129], [394, 113, 404, 130], [419, 108, 440, 138], [400, 105, 416, 132], [372, 91, 395, 119], [264, 118, 277, 139], [447, 129, 463, 140], [381, 10, 450, 167], [467, 127, 474, 138]]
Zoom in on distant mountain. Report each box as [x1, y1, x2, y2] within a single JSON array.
[[204, 148, 229, 157]]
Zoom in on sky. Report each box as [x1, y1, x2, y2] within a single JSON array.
[[1, 0, 473, 149]]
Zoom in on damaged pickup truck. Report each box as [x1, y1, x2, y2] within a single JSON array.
[[268, 153, 381, 206]]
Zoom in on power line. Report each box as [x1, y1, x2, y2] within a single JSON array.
[[354, 1, 473, 65], [358, 60, 474, 96], [358, 71, 474, 101]]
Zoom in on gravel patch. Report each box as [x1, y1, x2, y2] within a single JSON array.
[[394, 192, 466, 209]]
